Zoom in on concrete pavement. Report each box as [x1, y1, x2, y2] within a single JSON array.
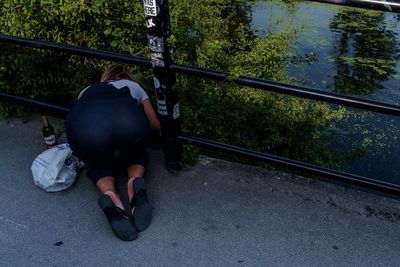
[[0, 115, 400, 267]]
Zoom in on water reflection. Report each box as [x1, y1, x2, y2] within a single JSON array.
[[251, 1, 400, 183], [330, 10, 399, 96]]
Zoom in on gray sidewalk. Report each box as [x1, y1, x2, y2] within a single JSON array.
[[1, 115, 400, 267]]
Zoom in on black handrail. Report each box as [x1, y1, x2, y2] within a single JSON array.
[[2, 83, 400, 195], [0, 91, 69, 116], [306, 0, 400, 13], [0, 0, 399, 195], [179, 135, 400, 194], [1, 90, 399, 194], [1, 34, 400, 116], [170, 64, 400, 117], [0, 34, 152, 68]]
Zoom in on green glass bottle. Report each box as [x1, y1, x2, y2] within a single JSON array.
[[41, 116, 56, 148]]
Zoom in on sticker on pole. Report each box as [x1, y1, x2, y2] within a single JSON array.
[[148, 36, 164, 53], [153, 77, 161, 89], [173, 103, 180, 120], [151, 53, 165, 68], [157, 99, 168, 116], [143, 0, 157, 17]]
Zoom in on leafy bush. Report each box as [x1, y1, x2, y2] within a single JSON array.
[[0, 0, 147, 110], [0, 0, 348, 168]]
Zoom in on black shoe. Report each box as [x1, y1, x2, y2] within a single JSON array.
[[98, 194, 138, 241], [130, 178, 152, 232]]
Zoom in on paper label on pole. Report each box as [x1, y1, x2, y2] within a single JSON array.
[[148, 36, 164, 52], [143, 0, 157, 16], [146, 18, 156, 28], [173, 103, 180, 119], [157, 99, 168, 116], [153, 77, 160, 89], [151, 52, 165, 68]]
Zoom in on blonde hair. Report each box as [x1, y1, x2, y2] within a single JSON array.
[[100, 65, 136, 82]]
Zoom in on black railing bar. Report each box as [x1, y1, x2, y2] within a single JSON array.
[[2, 90, 398, 194], [0, 91, 164, 137], [170, 64, 228, 81], [0, 91, 70, 115], [306, 0, 400, 13], [0, 34, 152, 68], [2, 34, 400, 117], [178, 135, 400, 194], [171, 64, 400, 117]]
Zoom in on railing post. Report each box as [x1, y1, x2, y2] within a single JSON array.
[[142, 0, 182, 171]]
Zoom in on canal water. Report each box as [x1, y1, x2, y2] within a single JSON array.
[[250, 1, 400, 184]]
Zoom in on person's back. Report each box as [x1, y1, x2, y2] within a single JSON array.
[[65, 65, 159, 241], [66, 80, 150, 165]]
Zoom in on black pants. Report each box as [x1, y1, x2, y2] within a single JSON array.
[[65, 82, 150, 184]]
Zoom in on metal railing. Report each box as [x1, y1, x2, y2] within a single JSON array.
[[0, 0, 399, 194], [309, 0, 400, 13]]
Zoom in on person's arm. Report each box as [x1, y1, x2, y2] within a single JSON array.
[[142, 99, 161, 129]]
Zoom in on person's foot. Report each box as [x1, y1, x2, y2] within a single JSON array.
[[128, 177, 152, 232], [98, 194, 138, 241], [104, 191, 124, 210]]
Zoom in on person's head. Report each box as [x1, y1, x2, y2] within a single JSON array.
[[100, 65, 135, 82]]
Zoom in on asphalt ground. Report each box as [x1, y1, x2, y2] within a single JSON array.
[[1, 115, 400, 267]]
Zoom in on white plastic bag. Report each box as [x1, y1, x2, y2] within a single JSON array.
[[31, 143, 78, 192]]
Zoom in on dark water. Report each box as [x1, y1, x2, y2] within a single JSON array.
[[250, 1, 400, 183]]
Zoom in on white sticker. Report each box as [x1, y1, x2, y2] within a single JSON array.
[[157, 99, 167, 116], [146, 18, 156, 28], [151, 52, 165, 68], [173, 103, 180, 119], [153, 77, 160, 88], [143, 0, 157, 16], [148, 36, 164, 53]]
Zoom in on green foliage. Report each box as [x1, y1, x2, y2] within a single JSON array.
[[170, 0, 346, 167], [0, 0, 350, 168], [0, 0, 147, 112]]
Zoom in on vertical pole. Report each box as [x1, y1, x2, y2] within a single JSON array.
[[142, 0, 182, 171]]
